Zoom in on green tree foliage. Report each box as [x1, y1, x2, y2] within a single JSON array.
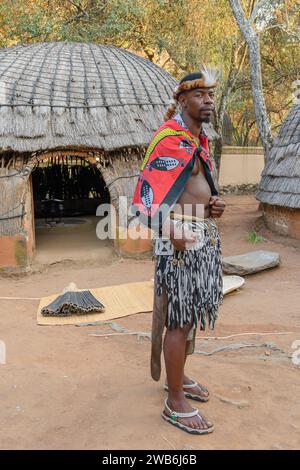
[[0, 0, 299, 146]]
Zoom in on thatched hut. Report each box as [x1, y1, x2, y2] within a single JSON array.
[[256, 103, 300, 239], [0, 42, 218, 270]]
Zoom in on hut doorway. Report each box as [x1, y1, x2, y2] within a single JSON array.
[[31, 151, 114, 265]]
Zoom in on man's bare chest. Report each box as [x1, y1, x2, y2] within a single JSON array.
[[191, 156, 207, 178], [182, 156, 212, 197]]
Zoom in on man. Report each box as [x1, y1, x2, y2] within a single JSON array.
[[132, 68, 226, 435]]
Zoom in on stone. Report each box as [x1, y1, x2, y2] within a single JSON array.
[[222, 250, 280, 276]]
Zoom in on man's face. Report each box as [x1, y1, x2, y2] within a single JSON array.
[[178, 87, 215, 123]]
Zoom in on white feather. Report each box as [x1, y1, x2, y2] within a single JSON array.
[[200, 65, 218, 87]]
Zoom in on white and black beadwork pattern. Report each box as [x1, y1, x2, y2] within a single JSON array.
[[155, 218, 223, 331]]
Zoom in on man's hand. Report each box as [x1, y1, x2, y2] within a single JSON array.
[[209, 196, 226, 218], [170, 224, 197, 251], [161, 218, 197, 251]]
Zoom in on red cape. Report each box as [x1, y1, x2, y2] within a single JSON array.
[[131, 118, 218, 230]]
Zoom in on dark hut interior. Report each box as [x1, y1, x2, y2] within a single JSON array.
[[29, 153, 112, 264], [32, 154, 110, 220]]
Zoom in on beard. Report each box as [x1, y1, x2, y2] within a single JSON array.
[[199, 116, 211, 123]]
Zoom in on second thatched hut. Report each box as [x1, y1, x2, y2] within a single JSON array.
[[257, 103, 300, 239]]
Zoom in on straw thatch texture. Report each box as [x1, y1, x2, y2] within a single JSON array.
[[257, 104, 300, 209], [0, 42, 218, 154], [0, 42, 179, 153]]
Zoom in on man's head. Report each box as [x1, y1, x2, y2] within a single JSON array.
[[178, 85, 215, 124], [164, 67, 218, 122]]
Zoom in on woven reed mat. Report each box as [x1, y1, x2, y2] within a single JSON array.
[[37, 276, 244, 326]]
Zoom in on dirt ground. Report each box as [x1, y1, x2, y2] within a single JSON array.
[[0, 194, 300, 450], [34, 216, 114, 265]]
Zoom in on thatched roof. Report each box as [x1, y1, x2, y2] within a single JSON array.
[[0, 42, 216, 154], [256, 103, 300, 209]]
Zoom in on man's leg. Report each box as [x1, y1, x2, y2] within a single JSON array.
[[163, 324, 212, 430], [182, 340, 210, 400]]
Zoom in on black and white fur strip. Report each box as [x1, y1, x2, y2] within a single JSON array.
[[155, 218, 223, 331]]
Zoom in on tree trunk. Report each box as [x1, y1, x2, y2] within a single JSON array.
[[229, 0, 273, 162]]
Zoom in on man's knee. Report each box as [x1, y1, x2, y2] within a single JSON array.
[[166, 322, 193, 338], [182, 321, 194, 335]]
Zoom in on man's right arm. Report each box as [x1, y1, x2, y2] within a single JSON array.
[[161, 217, 197, 251]]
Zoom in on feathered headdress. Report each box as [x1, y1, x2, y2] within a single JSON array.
[[164, 66, 218, 121]]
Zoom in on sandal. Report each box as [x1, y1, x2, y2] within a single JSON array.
[[164, 380, 210, 402], [161, 398, 214, 435]]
